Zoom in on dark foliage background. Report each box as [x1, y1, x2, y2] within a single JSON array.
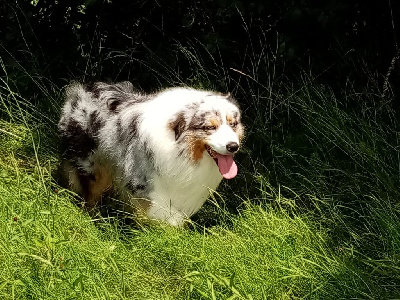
[[1, 0, 399, 95]]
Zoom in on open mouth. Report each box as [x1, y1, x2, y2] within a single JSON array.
[[205, 145, 238, 179]]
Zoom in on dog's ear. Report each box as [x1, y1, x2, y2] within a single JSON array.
[[169, 111, 186, 141], [223, 92, 238, 105]]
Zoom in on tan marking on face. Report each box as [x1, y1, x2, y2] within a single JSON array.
[[186, 134, 206, 162], [191, 139, 206, 162], [226, 112, 243, 141], [237, 124, 245, 142], [209, 118, 220, 128]]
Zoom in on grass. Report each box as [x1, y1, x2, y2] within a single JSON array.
[[0, 144, 381, 299], [1, 54, 400, 299]]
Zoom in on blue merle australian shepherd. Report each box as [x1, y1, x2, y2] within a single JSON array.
[[58, 82, 244, 226]]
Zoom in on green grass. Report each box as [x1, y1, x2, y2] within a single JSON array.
[[0, 143, 382, 299], [1, 59, 400, 299]]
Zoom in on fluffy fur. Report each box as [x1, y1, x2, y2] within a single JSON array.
[[58, 82, 244, 226]]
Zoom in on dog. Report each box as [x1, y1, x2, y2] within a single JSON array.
[[58, 82, 244, 226]]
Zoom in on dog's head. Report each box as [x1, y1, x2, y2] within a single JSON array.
[[169, 92, 244, 179]]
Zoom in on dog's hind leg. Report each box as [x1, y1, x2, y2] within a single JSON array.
[[57, 160, 112, 209], [56, 160, 84, 196], [81, 164, 113, 209]]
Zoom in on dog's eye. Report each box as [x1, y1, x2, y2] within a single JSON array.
[[203, 125, 216, 131], [230, 122, 238, 128]]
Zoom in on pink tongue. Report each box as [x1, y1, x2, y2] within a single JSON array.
[[216, 154, 238, 179]]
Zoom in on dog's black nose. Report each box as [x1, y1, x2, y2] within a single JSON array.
[[226, 142, 239, 153]]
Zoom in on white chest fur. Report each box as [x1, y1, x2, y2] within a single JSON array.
[[146, 153, 222, 226]]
